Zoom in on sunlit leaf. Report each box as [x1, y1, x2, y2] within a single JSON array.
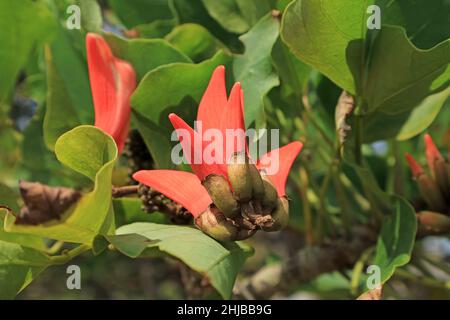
[[108, 222, 253, 299]]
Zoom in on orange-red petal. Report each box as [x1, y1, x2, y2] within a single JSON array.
[[133, 170, 212, 218], [169, 113, 222, 180], [405, 153, 424, 178], [196, 66, 227, 132], [424, 134, 444, 173], [220, 82, 246, 166], [257, 141, 303, 196], [86, 33, 136, 154]]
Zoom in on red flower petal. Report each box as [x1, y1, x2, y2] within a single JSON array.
[[257, 141, 303, 196], [220, 82, 246, 165], [405, 153, 424, 178], [424, 134, 444, 173], [169, 113, 223, 180], [86, 33, 136, 154], [196, 66, 227, 132], [133, 170, 212, 218]]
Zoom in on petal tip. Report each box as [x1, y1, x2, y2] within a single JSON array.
[[405, 153, 424, 177]]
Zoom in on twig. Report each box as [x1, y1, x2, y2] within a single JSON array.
[[394, 269, 450, 290], [112, 185, 139, 198], [49, 244, 91, 265], [234, 225, 377, 299], [234, 219, 450, 299]]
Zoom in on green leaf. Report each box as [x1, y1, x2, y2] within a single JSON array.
[[233, 14, 280, 127], [171, 0, 244, 52], [4, 126, 117, 244], [78, 0, 103, 32], [201, 0, 272, 34], [43, 22, 94, 150], [0, 209, 47, 252], [23, 107, 90, 187], [281, 0, 371, 94], [165, 23, 226, 62], [49, 27, 93, 119], [132, 112, 176, 169], [271, 38, 311, 99], [113, 198, 166, 226], [131, 51, 231, 168], [109, 222, 253, 299], [103, 32, 191, 80], [282, 1, 450, 113], [132, 51, 230, 122], [396, 88, 450, 140], [107, 0, 173, 28], [43, 47, 81, 150], [344, 160, 391, 216], [135, 20, 175, 39], [0, 240, 50, 299], [363, 87, 450, 142], [0, 183, 20, 213], [378, 0, 450, 49], [0, 0, 55, 102], [373, 196, 417, 284], [357, 26, 449, 114]]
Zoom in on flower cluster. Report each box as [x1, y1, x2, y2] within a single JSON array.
[[406, 134, 450, 234], [85, 35, 302, 241], [133, 67, 302, 241]]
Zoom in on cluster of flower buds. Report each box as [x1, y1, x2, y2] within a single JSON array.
[[138, 184, 192, 224], [133, 66, 302, 242], [406, 134, 450, 234], [124, 130, 154, 180], [195, 151, 289, 242]]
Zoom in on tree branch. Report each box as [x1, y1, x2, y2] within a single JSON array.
[[235, 225, 377, 299], [235, 213, 450, 299]]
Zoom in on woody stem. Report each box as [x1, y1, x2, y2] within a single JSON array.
[[112, 185, 139, 198]]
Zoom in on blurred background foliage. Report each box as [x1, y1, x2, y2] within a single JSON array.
[[0, 0, 449, 299]]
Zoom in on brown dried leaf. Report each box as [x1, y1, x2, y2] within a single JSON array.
[[15, 181, 81, 225], [335, 91, 355, 145], [357, 286, 382, 300]]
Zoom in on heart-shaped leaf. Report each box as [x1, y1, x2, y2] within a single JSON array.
[[44, 25, 94, 150], [281, 0, 370, 94], [0, 0, 55, 103], [108, 222, 254, 299], [373, 196, 417, 284], [165, 23, 226, 62], [107, 0, 173, 28], [363, 86, 450, 142], [201, 0, 272, 34], [4, 126, 117, 244], [233, 13, 280, 127], [103, 32, 191, 80], [281, 0, 450, 119], [0, 239, 50, 299], [359, 26, 449, 115]]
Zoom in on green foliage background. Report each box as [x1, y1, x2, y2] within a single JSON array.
[[0, 0, 449, 299]]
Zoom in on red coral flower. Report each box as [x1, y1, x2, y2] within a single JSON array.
[[133, 66, 302, 218], [86, 33, 137, 154]]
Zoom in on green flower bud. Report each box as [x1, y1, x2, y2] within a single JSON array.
[[434, 159, 450, 201], [227, 152, 252, 202], [249, 164, 265, 200], [235, 228, 257, 241], [447, 163, 450, 189], [202, 174, 240, 218], [417, 210, 450, 235], [194, 207, 238, 242], [261, 176, 278, 211], [261, 197, 289, 232], [417, 174, 447, 213]]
